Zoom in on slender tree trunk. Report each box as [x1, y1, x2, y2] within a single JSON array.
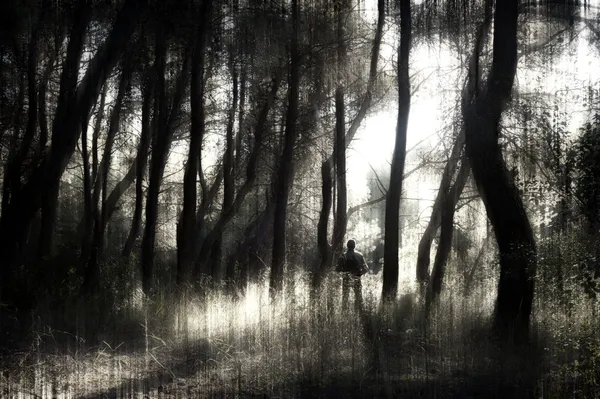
[[331, 0, 348, 265], [177, 1, 210, 286], [416, 131, 465, 283], [426, 155, 470, 307], [313, 0, 385, 291], [382, 0, 411, 302], [142, 33, 191, 295], [313, 159, 333, 288], [0, 0, 144, 296], [122, 74, 154, 261], [212, 49, 238, 285], [9, 13, 42, 203], [193, 74, 282, 278], [81, 108, 94, 264], [83, 67, 131, 293], [270, 0, 301, 294], [38, 29, 63, 157], [142, 29, 167, 296], [464, 0, 536, 343]]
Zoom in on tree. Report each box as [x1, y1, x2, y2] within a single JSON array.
[[382, 0, 412, 302], [0, 0, 145, 304], [270, 0, 301, 294], [464, 0, 537, 343]]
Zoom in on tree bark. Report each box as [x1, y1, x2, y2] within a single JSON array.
[[270, 0, 301, 294], [426, 154, 470, 307], [416, 131, 465, 283], [313, 0, 385, 291], [141, 34, 192, 295], [122, 71, 155, 261], [177, 0, 210, 286], [83, 66, 131, 293], [0, 0, 145, 298], [382, 0, 411, 302], [331, 0, 348, 268], [193, 73, 282, 278], [464, 0, 536, 343], [210, 46, 238, 284]]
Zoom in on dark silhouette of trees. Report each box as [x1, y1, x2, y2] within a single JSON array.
[[382, 0, 412, 302], [463, 0, 537, 343], [270, 0, 301, 294]]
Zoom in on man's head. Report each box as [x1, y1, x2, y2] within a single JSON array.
[[347, 239, 356, 250]]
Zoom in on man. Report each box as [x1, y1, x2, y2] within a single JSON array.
[[337, 239, 370, 312]]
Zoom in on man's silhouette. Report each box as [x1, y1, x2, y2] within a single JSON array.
[[336, 239, 369, 312]]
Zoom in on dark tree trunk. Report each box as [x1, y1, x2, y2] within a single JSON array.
[[211, 47, 238, 285], [382, 0, 411, 302], [1, 72, 25, 226], [0, 0, 144, 300], [8, 13, 42, 205], [80, 108, 94, 264], [83, 67, 131, 293], [426, 155, 470, 307], [313, 159, 333, 289], [122, 73, 155, 261], [141, 33, 191, 295], [177, 1, 210, 286], [80, 84, 107, 260], [312, 0, 384, 291], [331, 0, 348, 266], [332, 87, 347, 260], [464, 0, 536, 343], [416, 131, 465, 283], [270, 0, 301, 294], [38, 29, 63, 157], [142, 29, 168, 296], [193, 74, 282, 278]]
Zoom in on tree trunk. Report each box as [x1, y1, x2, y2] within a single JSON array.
[[416, 131, 465, 283], [313, 0, 385, 291], [122, 72, 155, 261], [464, 0, 536, 343], [313, 159, 333, 290], [83, 66, 131, 293], [211, 47, 238, 285], [426, 155, 470, 307], [193, 73, 282, 278], [38, 29, 63, 157], [382, 0, 411, 302], [270, 0, 301, 294], [0, 0, 144, 297], [177, 1, 210, 286], [141, 33, 191, 295], [331, 0, 348, 267]]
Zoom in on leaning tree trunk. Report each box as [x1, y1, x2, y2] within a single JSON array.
[[141, 35, 191, 295], [382, 0, 411, 302], [177, 0, 210, 286], [312, 0, 385, 291], [122, 72, 154, 261], [331, 0, 348, 267], [193, 74, 282, 279], [426, 154, 470, 307], [270, 0, 301, 295], [211, 49, 238, 285], [0, 0, 144, 301], [416, 130, 465, 283], [83, 66, 131, 294], [142, 29, 168, 296], [464, 0, 536, 343]]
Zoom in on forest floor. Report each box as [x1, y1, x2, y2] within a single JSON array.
[[0, 274, 598, 398]]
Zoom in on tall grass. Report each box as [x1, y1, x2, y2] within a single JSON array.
[[1, 255, 599, 398]]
